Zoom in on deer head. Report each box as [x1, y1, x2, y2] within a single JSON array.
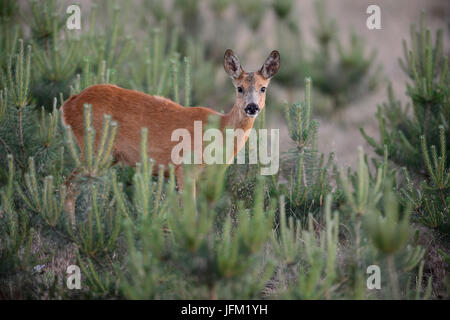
[[223, 49, 280, 118]]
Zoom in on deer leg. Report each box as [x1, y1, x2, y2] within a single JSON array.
[[174, 165, 184, 191], [192, 178, 197, 202], [63, 168, 80, 227], [174, 165, 197, 200]]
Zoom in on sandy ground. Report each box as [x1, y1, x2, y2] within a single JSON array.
[[266, 0, 450, 169]]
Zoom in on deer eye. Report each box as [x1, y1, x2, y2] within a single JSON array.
[[237, 87, 243, 93], [260, 87, 266, 93]]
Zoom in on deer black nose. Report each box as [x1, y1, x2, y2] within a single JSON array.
[[244, 103, 260, 116]]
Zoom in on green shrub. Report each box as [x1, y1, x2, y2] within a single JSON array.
[[0, 0, 444, 300], [362, 13, 449, 232]]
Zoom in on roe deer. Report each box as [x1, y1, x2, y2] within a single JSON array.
[[61, 49, 280, 216]]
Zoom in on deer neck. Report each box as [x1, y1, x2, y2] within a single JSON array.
[[220, 104, 257, 161], [221, 104, 256, 132]]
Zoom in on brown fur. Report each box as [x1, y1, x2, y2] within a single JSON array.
[[61, 83, 259, 186], [61, 50, 279, 194]]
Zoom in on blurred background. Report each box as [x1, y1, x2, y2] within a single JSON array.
[[5, 0, 449, 168]]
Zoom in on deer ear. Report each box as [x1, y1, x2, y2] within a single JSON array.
[[260, 50, 280, 79], [224, 49, 243, 79]]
